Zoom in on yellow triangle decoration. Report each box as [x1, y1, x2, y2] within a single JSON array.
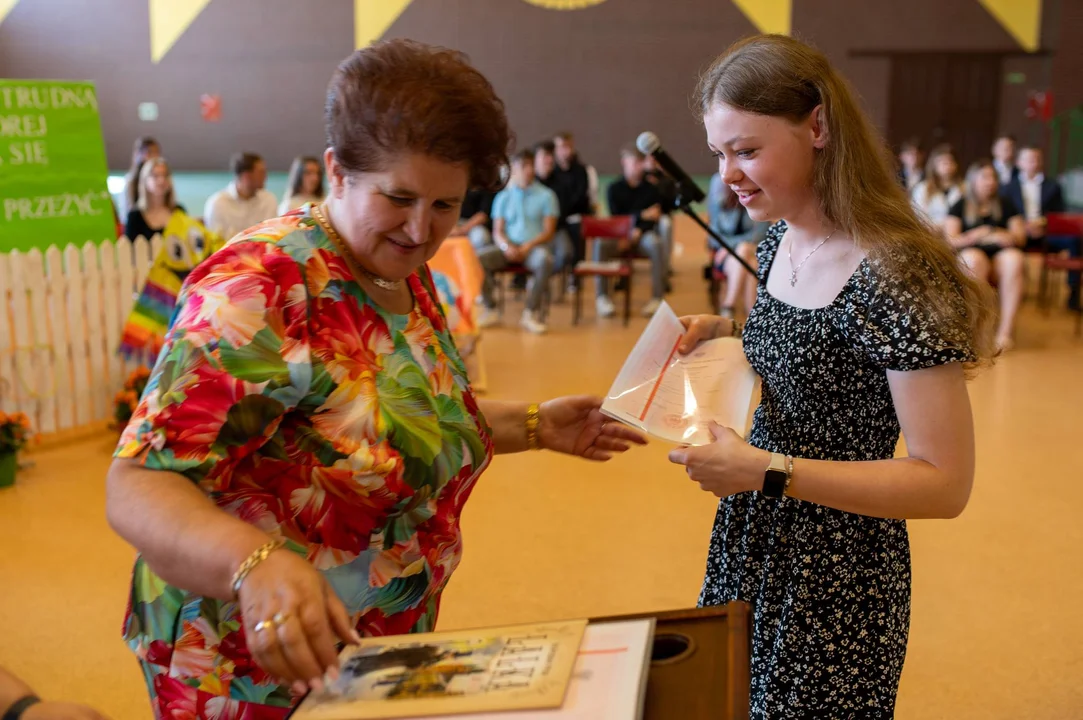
[[978, 0, 1042, 51], [150, 0, 214, 63], [355, 0, 415, 49], [731, 0, 792, 35], [0, 0, 22, 28], [520, 0, 608, 8]]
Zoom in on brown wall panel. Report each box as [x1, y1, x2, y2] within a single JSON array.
[[0, 0, 1075, 175]]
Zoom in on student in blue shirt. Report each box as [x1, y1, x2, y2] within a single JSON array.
[[477, 150, 560, 334]]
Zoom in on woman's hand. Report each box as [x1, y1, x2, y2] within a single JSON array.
[[667, 421, 769, 498], [239, 549, 361, 695], [538, 396, 648, 461], [678, 314, 734, 355]]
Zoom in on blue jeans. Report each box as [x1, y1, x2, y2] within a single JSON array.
[[594, 231, 666, 299]]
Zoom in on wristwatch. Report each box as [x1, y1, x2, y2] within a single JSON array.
[[761, 452, 791, 499]]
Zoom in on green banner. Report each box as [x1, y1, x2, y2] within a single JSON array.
[[0, 80, 115, 253]]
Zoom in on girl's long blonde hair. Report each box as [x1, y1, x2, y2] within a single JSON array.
[[695, 34, 996, 370]]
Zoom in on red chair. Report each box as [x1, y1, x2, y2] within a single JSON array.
[[573, 216, 635, 326], [1041, 212, 1083, 334]]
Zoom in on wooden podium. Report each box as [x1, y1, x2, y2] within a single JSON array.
[[593, 602, 751, 720]]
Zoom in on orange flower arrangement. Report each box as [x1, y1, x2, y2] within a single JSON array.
[[114, 366, 152, 427], [0, 411, 33, 454]]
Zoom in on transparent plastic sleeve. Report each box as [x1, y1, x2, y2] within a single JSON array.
[[601, 301, 758, 446]]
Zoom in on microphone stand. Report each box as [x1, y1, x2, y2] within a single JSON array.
[[670, 183, 758, 279]]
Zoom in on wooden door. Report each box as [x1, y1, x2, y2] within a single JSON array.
[[888, 53, 1003, 167]]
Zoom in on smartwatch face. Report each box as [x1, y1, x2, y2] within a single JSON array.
[[763, 469, 787, 498]]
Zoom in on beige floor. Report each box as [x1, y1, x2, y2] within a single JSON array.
[[1, 216, 1081, 719]]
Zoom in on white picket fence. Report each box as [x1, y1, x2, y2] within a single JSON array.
[[0, 235, 163, 435]]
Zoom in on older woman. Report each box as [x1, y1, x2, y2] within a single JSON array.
[[106, 40, 646, 717]]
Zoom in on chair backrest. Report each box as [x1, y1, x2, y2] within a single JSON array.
[[581, 215, 634, 240], [1045, 212, 1083, 237]]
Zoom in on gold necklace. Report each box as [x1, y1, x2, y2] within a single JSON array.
[[312, 203, 403, 291]]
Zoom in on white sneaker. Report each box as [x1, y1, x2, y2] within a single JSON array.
[[641, 298, 662, 317], [520, 310, 548, 335], [477, 306, 500, 329], [596, 295, 616, 318]]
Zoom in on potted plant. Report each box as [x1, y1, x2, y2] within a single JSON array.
[[114, 366, 151, 431], [0, 411, 32, 488]]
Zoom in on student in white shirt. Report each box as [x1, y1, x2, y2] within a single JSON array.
[[1003, 146, 1078, 309], [992, 134, 1019, 187], [910, 145, 963, 228], [203, 152, 279, 240]]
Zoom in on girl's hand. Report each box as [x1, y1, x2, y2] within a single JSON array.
[[677, 315, 734, 355], [667, 421, 769, 498]]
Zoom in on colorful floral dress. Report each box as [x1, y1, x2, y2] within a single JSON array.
[[114, 205, 493, 718]]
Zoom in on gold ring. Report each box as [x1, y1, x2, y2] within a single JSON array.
[[253, 619, 276, 632], [272, 612, 291, 626]]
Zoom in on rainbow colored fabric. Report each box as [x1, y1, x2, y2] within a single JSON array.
[[118, 211, 222, 364]]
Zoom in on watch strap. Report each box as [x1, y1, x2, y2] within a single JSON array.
[[3, 696, 41, 720]]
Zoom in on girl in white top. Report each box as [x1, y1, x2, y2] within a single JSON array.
[[278, 156, 327, 214], [910, 145, 964, 227]]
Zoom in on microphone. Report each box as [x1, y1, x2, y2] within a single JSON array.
[[636, 131, 706, 204]]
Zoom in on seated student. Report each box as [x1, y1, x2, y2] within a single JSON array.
[[278, 156, 326, 213], [597, 147, 668, 318], [552, 132, 599, 270], [706, 173, 768, 318], [896, 137, 925, 192], [451, 187, 496, 252], [945, 160, 1026, 351], [202, 152, 278, 240], [475, 150, 560, 335], [911, 144, 964, 228], [125, 158, 186, 239], [644, 153, 677, 283], [1002, 146, 1080, 309], [534, 141, 576, 274], [121, 136, 161, 217], [992, 134, 1019, 186]]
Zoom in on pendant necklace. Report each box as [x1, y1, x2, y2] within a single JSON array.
[[787, 230, 835, 287]]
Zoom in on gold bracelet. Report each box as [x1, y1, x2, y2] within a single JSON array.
[[230, 539, 284, 599], [785, 455, 794, 495], [732, 319, 744, 338], [525, 403, 541, 451]]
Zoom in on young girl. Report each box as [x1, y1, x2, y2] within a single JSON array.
[[124, 157, 184, 240], [911, 144, 964, 227], [668, 35, 996, 718], [279, 155, 326, 214], [945, 160, 1026, 351], [122, 136, 161, 216]]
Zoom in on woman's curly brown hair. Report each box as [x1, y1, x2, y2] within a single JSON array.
[[325, 39, 513, 193]]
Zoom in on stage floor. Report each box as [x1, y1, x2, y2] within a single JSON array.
[[2, 215, 1080, 719]]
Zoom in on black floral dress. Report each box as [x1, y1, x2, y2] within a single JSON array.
[[699, 222, 973, 718]]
